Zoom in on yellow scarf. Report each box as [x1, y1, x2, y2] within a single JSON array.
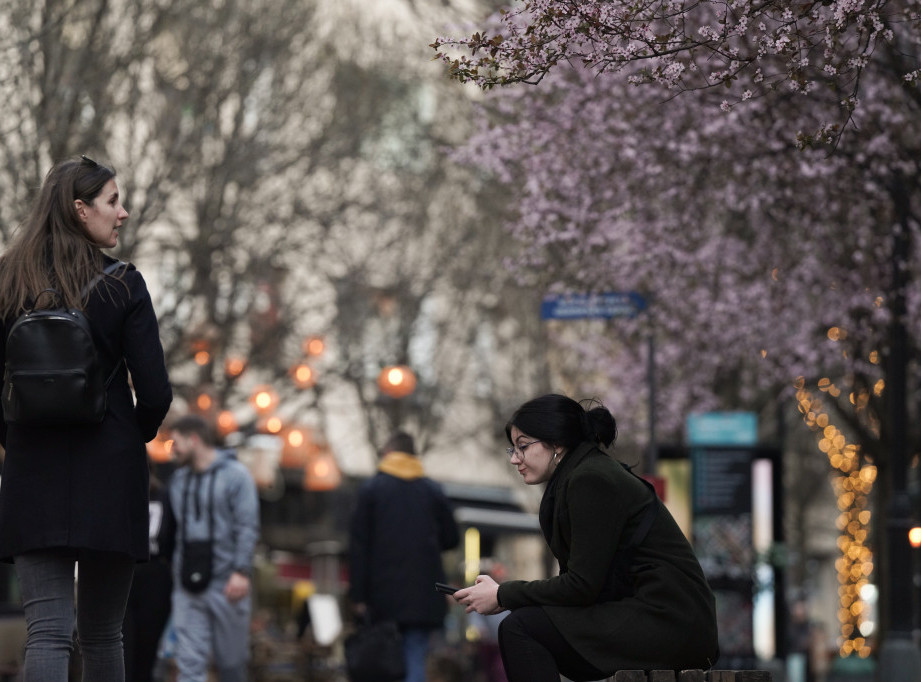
[[377, 451, 425, 480]]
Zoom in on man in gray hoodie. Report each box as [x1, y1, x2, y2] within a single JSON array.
[[162, 415, 260, 682]]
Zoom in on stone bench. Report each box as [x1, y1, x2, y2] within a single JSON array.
[[608, 671, 772, 681]]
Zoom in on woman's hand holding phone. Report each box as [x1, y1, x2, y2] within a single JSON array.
[[454, 575, 504, 615]]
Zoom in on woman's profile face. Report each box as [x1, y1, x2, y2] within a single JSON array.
[[76, 178, 128, 248], [508, 426, 557, 485]]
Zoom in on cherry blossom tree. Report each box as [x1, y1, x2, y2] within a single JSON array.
[[433, 0, 920, 143], [436, 0, 919, 651]]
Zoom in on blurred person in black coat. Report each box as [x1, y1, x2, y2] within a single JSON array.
[[123, 461, 173, 682], [348, 431, 460, 682]]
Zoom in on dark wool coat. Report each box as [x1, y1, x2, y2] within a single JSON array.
[[0, 258, 172, 562], [348, 454, 460, 628], [497, 442, 719, 674]]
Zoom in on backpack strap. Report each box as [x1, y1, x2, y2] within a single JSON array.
[[81, 260, 128, 299], [23, 261, 128, 313], [26, 289, 61, 313], [87, 260, 130, 387]]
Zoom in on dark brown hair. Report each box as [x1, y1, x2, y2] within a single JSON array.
[[171, 414, 218, 447], [0, 156, 118, 318], [380, 430, 416, 456]]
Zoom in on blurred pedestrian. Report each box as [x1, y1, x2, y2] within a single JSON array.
[[455, 394, 719, 682], [0, 155, 173, 681], [787, 599, 815, 682], [348, 431, 460, 682], [123, 461, 173, 682], [160, 415, 259, 682]]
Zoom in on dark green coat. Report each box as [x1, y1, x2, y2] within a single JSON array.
[[497, 442, 719, 673]]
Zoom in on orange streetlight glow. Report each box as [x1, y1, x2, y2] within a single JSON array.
[[304, 449, 341, 491], [217, 410, 237, 435], [292, 364, 315, 388], [303, 336, 325, 356], [225, 357, 246, 377], [909, 527, 921, 548], [147, 434, 173, 462], [378, 365, 417, 398], [252, 387, 276, 412], [288, 429, 305, 448]]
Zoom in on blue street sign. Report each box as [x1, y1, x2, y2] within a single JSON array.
[[540, 291, 647, 320], [687, 412, 758, 447]]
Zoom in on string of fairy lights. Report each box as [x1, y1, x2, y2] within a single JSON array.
[[795, 369, 878, 659]]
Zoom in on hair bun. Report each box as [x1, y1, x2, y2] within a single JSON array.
[[587, 406, 617, 447]]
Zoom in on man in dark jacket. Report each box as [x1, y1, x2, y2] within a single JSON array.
[[348, 431, 460, 682]]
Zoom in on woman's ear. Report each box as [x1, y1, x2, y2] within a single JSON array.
[[74, 199, 89, 223]]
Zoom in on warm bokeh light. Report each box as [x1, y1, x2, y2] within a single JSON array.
[[909, 527, 921, 548], [252, 387, 277, 412], [304, 449, 341, 490], [292, 363, 315, 388], [288, 429, 305, 448], [303, 336, 325, 356], [225, 356, 246, 377], [196, 393, 212, 411], [217, 410, 237, 435], [377, 364, 417, 398], [194, 350, 211, 366], [266, 416, 283, 433], [797, 381, 875, 658], [147, 434, 173, 462], [465, 527, 481, 585], [281, 425, 315, 467]]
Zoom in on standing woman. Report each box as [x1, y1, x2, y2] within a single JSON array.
[[0, 156, 173, 681], [456, 394, 719, 681]]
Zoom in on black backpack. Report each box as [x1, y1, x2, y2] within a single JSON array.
[[2, 261, 127, 426]]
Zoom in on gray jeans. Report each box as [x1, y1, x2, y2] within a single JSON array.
[[172, 583, 251, 682], [14, 549, 135, 682]]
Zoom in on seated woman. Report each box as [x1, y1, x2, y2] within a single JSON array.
[[454, 394, 719, 682]]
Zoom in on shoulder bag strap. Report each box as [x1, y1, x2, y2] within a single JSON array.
[[181, 464, 222, 543], [206, 463, 221, 541], [181, 471, 195, 541]]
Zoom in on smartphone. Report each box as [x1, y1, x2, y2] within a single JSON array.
[[435, 582, 460, 595]]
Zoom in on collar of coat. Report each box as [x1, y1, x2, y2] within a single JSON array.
[[551, 441, 598, 482], [378, 451, 425, 479]]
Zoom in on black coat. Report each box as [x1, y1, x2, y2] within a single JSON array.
[[498, 442, 719, 673], [0, 259, 173, 561], [348, 457, 460, 628]]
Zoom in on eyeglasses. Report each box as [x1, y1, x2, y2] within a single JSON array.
[[506, 440, 541, 461]]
